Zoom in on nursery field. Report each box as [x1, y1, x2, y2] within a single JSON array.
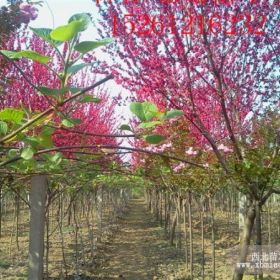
[[1, 191, 280, 280]]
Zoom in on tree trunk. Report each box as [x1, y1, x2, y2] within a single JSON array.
[[239, 193, 247, 241], [177, 196, 182, 249], [201, 198, 205, 280], [0, 183, 2, 238], [45, 200, 50, 280], [255, 202, 263, 280], [28, 175, 48, 280], [58, 191, 68, 277], [167, 194, 172, 236], [160, 191, 163, 226], [183, 199, 188, 271], [188, 192, 193, 279], [233, 202, 256, 280], [155, 191, 159, 220], [164, 192, 167, 230], [15, 192, 20, 250], [209, 197, 216, 280], [170, 205, 178, 246], [73, 201, 80, 276], [96, 186, 103, 243], [267, 200, 271, 245]]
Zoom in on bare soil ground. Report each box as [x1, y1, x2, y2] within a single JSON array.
[[93, 199, 280, 280], [95, 198, 184, 280], [0, 198, 279, 280]]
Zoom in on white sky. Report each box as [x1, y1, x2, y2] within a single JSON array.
[[30, 0, 99, 38]]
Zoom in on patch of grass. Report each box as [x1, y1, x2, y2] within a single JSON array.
[[0, 260, 11, 269], [62, 225, 74, 233], [131, 186, 144, 198], [16, 271, 28, 277]]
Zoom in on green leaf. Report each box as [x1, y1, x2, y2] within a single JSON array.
[[38, 86, 68, 96], [0, 121, 8, 135], [163, 110, 184, 120], [50, 20, 86, 42], [244, 159, 252, 169], [74, 38, 114, 54], [68, 13, 91, 31], [130, 103, 146, 121], [39, 127, 54, 148], [49, 152, 62, 165], [80, 95, 101, 103], [8, 149, 18, 158], [40, 126, 54, 136], [30, 27, 63, 46], [130, 102, 158, 122], [62, 119, 74, 128], [67, 63, 95, 76], [0, 108, 24, 124], [0, 50, 50, 64], [140, 102, 158, 121], [25, 136, 40, 148], [21, 147, 34, 160], [120, 124, 132, 131], [71, 118, 81, 124], [144, 134, 166, 144], [69, 87, 83, 94], [138, 121, 161, 129]]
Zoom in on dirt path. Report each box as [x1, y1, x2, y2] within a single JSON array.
[[97, 199, 183, 280]]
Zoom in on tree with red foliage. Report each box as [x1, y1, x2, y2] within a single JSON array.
[[96, 0, 279, 279], [0, 1, 38, 43], [0, 0, 38, 104], [0, 11, 124, 176], [0, 31, 118, 161]]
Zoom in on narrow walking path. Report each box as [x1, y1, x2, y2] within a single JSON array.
[[97, 199, 183, 280]]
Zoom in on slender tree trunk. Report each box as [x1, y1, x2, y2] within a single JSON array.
[[160, 191, 163, 226], [183, 199, 188, 272], [9, 199, 16, 257], [277, 198, 280, 239], [45, 200, 50, 280], [73, 201, 80, 276], [67, 200, 72, 226], [170, 205, 178, 246], [164, 192, 167, 230], [209, 197, 216, 280], [230, 192, 234, 221], [267, 200, 271, 245], [239, 193, 247, 241], [188, 192, 193, 279], [233, 202, 256, 280], [148, 190, 152, 211], [0, 183, 2, 238], [167, 194, 172, 237], [58, 191, 68, 277], [201, 198, 205, 280], [155, 191, 159, 220], [15, 192, 20, 250], [96, 186, 103, 243], [28, 175, 48, 280], [177, 195, 182, 249], [255, 202, 263, 280]]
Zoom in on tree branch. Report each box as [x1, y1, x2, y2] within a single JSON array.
[[48, 125, 136, 138], [0, 144, 206, 168], [0, 74, 114, 144]]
